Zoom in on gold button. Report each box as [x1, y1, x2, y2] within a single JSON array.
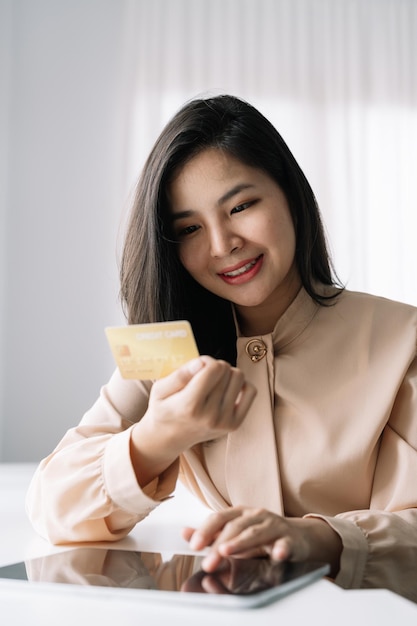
[[245, 339, 267, 362]]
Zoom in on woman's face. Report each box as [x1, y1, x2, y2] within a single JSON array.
[[168, 148, 301, 332]]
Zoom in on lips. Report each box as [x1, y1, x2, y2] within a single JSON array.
[[218, 255, 263, 284], [223, 258, 258, 277]]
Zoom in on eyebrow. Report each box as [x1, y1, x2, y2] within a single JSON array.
[[170, 183, 256, 222], [218, 183, 255, 205]]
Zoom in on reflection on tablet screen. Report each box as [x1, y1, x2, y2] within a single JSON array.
[[0, 548, 330, 608]]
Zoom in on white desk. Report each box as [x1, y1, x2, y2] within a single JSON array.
[[1, 463, 417, 625]]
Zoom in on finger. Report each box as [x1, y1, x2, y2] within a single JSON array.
[[201, 551, 229, 574], [188, 359, 236, 401], [182, 526, 196, 542], [180, 361, 254, 431], [271, 537, 293, 561], [200, 573, 229, 594], [180, 571, 205, 593], [152, 357, 207, 399], [232, 381, 257, 423], [213, 512, 288, 557], [188, 509, 244, 550], [213, 368, 246, 417], [199, 363, 233, 408], [200, 366, 240, 419], [199, 369, 256, 430]]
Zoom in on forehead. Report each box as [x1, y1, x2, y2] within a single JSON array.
[[169, 148, 269, 208], [174, 148, 246, 182]]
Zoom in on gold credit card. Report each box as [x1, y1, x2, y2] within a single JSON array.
[[105, 321, 199, 380]]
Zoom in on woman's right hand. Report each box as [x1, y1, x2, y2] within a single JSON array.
[[130, 356, 256, 487]]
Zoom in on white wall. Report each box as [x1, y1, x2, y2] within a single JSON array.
[[1, 0, 416, 461], [0, 0, 12, 460], [0, 0, 131, 460]]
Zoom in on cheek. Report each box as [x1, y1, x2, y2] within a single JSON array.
[[273, 215, 296, 249], [179, 245, 201, 274]]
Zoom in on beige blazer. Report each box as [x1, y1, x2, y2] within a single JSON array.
[[26, 287, 417, 601]]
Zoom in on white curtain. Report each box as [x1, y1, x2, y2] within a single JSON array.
[[1, 0, 416, 461], [122, 0, 417, 305]]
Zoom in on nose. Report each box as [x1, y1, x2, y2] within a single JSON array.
[[208, 222, 243, 258]]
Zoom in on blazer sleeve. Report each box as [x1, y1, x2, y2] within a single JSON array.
[[307, 352, 417, 602], [26, 369, 179, 544]]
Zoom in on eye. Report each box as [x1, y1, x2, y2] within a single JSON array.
[[175, 224, 200, 240], [230, 201, 254, 215]]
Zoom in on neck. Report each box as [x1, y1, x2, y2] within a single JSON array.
[[235, 278, 302, 337]]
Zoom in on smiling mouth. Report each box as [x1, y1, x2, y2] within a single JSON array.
[[221, 255, 262, 278]]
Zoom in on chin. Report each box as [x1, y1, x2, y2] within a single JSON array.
[[230, 296, 269, 309]]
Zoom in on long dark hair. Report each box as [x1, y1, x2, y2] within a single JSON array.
[[120, 95, 342, 364]]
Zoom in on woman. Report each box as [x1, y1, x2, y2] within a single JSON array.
[[27, 95, 417, 601]]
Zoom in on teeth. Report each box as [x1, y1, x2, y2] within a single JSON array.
[[224, 259, 257, 277]]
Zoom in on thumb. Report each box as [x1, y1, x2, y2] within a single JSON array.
[[152, 357, 206, 399]]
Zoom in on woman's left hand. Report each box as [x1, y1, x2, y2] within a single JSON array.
[[182, 506, 342, 578]]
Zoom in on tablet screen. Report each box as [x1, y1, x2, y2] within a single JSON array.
[[0, 548, 329, 609]]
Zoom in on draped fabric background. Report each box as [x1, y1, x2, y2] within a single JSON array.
[[123, 0, 417, 304], [1, 0, 416, 460]]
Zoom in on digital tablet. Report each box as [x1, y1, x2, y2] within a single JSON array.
[[0, 547, 329, 609]]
